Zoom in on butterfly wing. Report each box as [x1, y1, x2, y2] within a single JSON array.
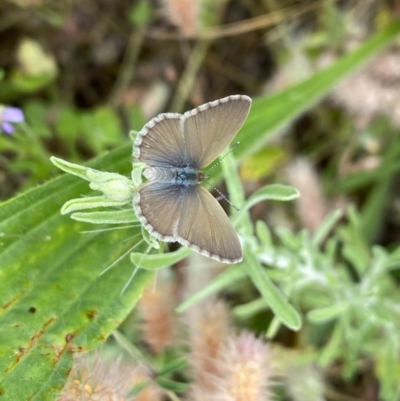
[[134, 95, 251, 169], [176, 186, 242, 264], [182, 95, 251, 168], [135, 183, 242, 264], [133, 113, 187, 168], [134, 182, 184, 242]]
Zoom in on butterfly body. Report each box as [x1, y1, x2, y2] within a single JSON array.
[[133, 95, 252, 264], [143, 166, 204, 186]]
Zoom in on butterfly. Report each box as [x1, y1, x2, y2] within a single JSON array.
[[133, 95, 251, 263]]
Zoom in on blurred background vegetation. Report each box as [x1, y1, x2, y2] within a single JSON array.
[[1, 0, 400, 400]]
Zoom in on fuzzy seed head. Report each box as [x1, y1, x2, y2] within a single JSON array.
[[215, 332, 272, 401], [188, 300, 231, 396], [139, 276, 175, 354], [58, 353, 136, 401]]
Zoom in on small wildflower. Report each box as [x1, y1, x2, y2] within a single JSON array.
[[0, 106, 24, 135]]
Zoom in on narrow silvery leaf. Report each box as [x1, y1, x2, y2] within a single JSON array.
[[244, 244, 301, 331], [233, 298, 268, 319], [158, 358, 188, 376], [130, 246, 191, 269], [256, 220, 272, 247], [71, 209, 138, 224], [141, 226, 160, 249], [61, 196, 128, 215], [234, 184, 299, 226], [266, 315, 282, 339], [177, 264, 246, 313], [307, 303, 348, 323], [245, 184, 299, 207], [50, 156, 90, 180], [312, 209, 343, 247]]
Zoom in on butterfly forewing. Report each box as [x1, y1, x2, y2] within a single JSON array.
[[134, 113, 186, 168], [182, 95, 251, 168]]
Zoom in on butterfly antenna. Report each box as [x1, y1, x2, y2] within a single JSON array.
[[205, 182, 240, 212], [204, 142, 240, 212], [205, 141, 240, 175]]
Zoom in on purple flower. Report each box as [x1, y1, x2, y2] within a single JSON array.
[[0, 106, 24, 135]]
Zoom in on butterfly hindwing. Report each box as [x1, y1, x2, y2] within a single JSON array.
[[176, 186, 242, 264]]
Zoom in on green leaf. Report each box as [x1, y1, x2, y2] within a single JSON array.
[[71, 209, 138, 224], [360, 140, 400, 244], [176, 264, 247, 313], [50, 156, 90, 180], [129, 0, 153, 25], [275, 226, 301, 251], [241, 184, 299, 214], [338, 207, 371, 275], [220, 150, 245, 208], [243, 245, 301, 331], [256, 220, 272, 248], [127, 380, 151, 397], [383, 246, 400, 271], [233, 298, 268, 319], [156, 376, 188, 392], [61, 196, 127, 214], [312, 209, 343, 247], [221, 151, 253, 234], [158, 357, 187, 376], [232, 184, 299, 236], [130, 247, 191, 269], [266, 315, 281, 339], [318, 321, 344, 367], [0, 145, 154, 400], [307, 303, 348, 323]]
